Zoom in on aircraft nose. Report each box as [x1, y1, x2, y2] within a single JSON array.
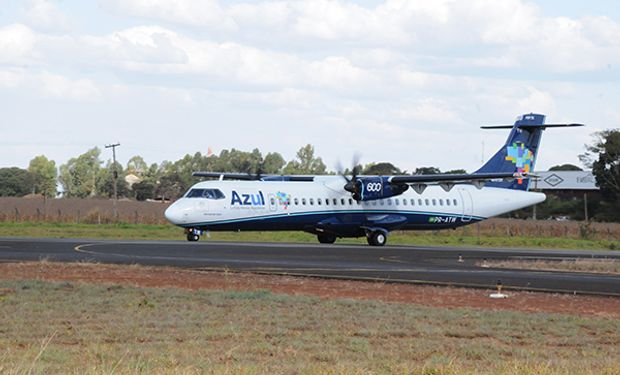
[[164, 202, 185, 224]]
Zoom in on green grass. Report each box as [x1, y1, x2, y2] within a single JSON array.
[[0, 221, 618, 250], [0, 279, 619, 374]]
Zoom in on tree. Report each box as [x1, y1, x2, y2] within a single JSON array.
[[414, 166, 441, 175], [283, 144, 326, 174], [444, 169, 467, 174], [28, 155, 57, 197], [95, 161, 130, 198], [580, 129, 620, 221], [549, 164, 582, 171], [132, 180, 156, 201], [59, 147, 102, 198], [262, 152, 285, 174], [126, 155, 148, 177], [363, 162, 403, 175], [0, 168, 34, 197], [156, 171, 185, 200]]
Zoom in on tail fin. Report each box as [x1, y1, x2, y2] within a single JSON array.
[[475, 113, 583, 191]]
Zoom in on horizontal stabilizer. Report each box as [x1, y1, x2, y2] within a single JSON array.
[[481, 123, 584, 129]]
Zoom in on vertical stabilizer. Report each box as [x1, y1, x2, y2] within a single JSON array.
[[475, 113, 546, 191]]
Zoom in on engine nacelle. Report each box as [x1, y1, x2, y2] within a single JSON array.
[[351, 177, 408, 201]]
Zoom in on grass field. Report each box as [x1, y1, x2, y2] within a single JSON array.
[[0, 279, 619, 374], [482, 259, 620, 274], [0, 221, 618, 250]]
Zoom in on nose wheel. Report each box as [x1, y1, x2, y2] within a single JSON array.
[[185, 228, 201, 242], [187, 233, 200, 242]]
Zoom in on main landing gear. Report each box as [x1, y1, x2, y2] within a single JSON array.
[[315, 230, 388, 246], [366, 230, 387, 246], [185, 228, 201, 242], [317, 233, 337, 244]]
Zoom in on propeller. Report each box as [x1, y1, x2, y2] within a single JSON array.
[[337, 153, 362, 200]]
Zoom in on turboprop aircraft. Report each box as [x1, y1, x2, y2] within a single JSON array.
[[165, 113, 582, 246]]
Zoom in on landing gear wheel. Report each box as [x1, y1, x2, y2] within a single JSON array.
[[186, 233, 200, 242], [367, 231, 387, 246], [317, 234, 337, 244]]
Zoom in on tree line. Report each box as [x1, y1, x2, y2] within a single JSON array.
[[1, 130, 619, 221]]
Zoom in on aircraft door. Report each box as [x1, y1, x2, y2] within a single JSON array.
[[268, 193, 277, 212], [458, 189, 473, 222]]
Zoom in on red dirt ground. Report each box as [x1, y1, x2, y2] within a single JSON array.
[[1, 261, 619, 318]]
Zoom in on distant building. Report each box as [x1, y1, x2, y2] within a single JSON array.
[[125, 173, 142, 188]]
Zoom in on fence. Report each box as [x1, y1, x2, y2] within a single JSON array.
[[0, 197, 169, 225]]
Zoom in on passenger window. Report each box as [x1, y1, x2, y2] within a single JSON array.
[[310, 198, 314, 205], [418, 199, 423, 206], [348, 198, 353, 205], [446, 199, 451, 206], [372, 200, 377, 206], [453, 199, 458, 206], [341, 198, 345, 205], [270, 198, 275, 205], [387, 199, 392, 206], [411, 199, 415, 206], [333, 198, 338, 205], [439, 199, 443, 206], [425, 199, 429, 205], [402, 199, 407, 206], [432, 199, 436, 206], [294, 198, 299, 205], [302, 198, 306, 205], [317, 198, 322, 206], [325, 199, 329, 205], [380, 200, 385, 206]]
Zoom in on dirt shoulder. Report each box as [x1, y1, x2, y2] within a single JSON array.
[[1, 261, 619, 319]]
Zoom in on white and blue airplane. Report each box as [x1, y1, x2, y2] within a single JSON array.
[[165, 114, 582, 246]]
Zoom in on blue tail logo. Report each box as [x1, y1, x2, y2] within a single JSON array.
[[505, 142, 534, 185]]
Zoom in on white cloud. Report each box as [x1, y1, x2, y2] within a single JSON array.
[[1, 1, 618, 171], [516, 87, 556, 117], [0, 23, 38, 65], [103, 0, 237, 31], [394, 98, 463, 124], [39, 72, 101, 101], [22, 0, 70, 32]]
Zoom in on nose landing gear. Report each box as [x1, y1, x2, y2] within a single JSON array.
[[185, 228, 201, 242]]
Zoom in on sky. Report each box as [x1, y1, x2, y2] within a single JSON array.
[[1, 0, 619, 173]]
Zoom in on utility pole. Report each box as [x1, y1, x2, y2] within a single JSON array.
[[105, 143, 121, 221]]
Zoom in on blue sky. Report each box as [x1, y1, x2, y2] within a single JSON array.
[[1, 0, 619, 173]]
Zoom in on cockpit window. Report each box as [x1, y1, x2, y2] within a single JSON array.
[[185, 188, 225, 199]]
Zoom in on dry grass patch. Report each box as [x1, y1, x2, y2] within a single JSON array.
[[0, 279, 619, 374], [481, 258, 620, 274]]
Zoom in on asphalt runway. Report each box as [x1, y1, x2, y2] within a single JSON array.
[[1, 237, 620, 295]]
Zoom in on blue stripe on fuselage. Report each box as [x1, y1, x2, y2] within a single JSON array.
[[179, 209, 484, 231]]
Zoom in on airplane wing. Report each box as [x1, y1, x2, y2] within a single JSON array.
[[192, 172, 314, 182], [192, 172, 260, 180], [388, 172, 525, 184]]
